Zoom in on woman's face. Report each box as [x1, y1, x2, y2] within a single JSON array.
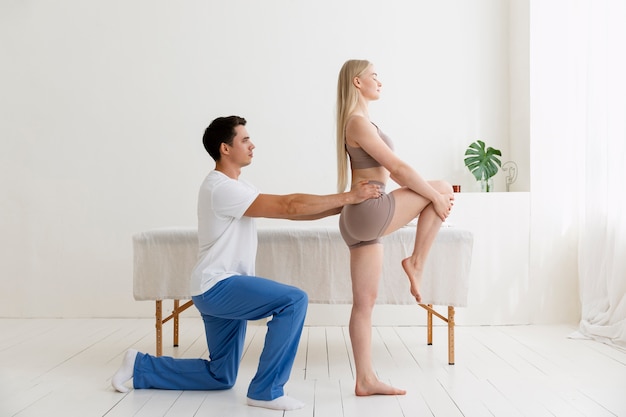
[[354, 65, 382, 101]]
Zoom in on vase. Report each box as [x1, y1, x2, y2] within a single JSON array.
[[480, 178, 494, 192]]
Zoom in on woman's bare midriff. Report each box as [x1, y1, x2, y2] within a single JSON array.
[[350, 167, 389, 190]]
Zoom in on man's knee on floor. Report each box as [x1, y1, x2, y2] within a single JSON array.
[[214, 374, 237, 390]]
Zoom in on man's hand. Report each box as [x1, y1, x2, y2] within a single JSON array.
[[350, 180, 382, 204]]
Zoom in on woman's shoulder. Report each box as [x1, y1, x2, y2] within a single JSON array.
[[346, 115, 377, 135]]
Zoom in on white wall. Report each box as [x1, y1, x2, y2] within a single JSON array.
[[508, 0, 531, 192], [528, 0, 581, 323], [0, 0, 555, 321]]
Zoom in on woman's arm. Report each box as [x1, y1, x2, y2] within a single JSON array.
[[347, 116, 450, 219]]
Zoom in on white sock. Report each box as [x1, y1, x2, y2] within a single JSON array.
[[246, 395, 305, 411], [111, 349, 138, 393]]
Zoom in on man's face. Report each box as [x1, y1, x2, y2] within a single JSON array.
[[226, 125, 255, 167]]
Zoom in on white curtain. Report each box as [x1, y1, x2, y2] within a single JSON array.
[[575, 0, 626, 349]]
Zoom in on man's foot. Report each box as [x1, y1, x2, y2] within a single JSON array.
[[111, 349, 138, 393], [355, 377, 406, 396], [247, 395, 305, 410], [402, 257, 423, 303]]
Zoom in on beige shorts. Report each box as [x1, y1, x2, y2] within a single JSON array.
[[339, 181, 395, 249]]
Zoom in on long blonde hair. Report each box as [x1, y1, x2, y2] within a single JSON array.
[[336, 59, 372, 192]]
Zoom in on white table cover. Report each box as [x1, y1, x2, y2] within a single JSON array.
[[133, 226, 473, 307]]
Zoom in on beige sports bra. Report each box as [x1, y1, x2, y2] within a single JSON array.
[[346, 124, 394, 169]]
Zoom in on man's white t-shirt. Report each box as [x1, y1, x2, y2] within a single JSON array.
[[190, 170, 261, 296]]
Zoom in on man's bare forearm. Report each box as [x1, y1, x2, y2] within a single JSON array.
[[286, 207, 342, 221], [283, 193, 355, 218]]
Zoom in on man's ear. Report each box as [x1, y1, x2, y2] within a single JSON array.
[[221, 143, 230, 156]]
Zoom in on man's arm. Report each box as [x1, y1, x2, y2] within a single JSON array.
[[244, 180, 380, 220]]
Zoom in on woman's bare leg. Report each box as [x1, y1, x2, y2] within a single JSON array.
[[349, 243, 406, 396], [385, 180, 453, 303], [401, 203, 442, 302]]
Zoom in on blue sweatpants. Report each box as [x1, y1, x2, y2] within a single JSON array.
[[132, 275, 308, 401]]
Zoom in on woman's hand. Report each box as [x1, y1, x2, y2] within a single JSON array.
[[432, 192, 455, 221], [350, 180, 381, 204]]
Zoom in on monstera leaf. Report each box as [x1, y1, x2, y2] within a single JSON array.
[[464, 140, 502, 182]]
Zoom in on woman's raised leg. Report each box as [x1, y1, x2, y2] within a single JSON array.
[[385, 180, 453, 303]]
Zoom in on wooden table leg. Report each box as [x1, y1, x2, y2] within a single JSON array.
[[155, 300, 194, 355], [427, 303, 433, 345], [173, 300, 180, 347], [448, 306, 455, 365], [418, 303, 455, 365], [155, 300, 163, 357]]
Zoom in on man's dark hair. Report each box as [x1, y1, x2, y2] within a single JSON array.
[[202, 116, 247, 161]]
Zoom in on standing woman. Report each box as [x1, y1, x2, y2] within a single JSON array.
[[336, 59, 455, 396]]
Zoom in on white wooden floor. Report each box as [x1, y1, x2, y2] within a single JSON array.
[[1, 318, 625, 417]]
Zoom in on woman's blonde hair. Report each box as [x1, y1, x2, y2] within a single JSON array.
[[336, 59, 372, 192]]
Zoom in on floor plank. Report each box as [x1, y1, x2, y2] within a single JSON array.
[[326, 327, 353, 380]]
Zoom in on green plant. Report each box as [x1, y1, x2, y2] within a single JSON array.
[[464, 140, 502, 192]]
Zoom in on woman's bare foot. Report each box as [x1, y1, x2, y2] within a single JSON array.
[[402, 257, 423, 303], [355, 377, 406, 396]]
